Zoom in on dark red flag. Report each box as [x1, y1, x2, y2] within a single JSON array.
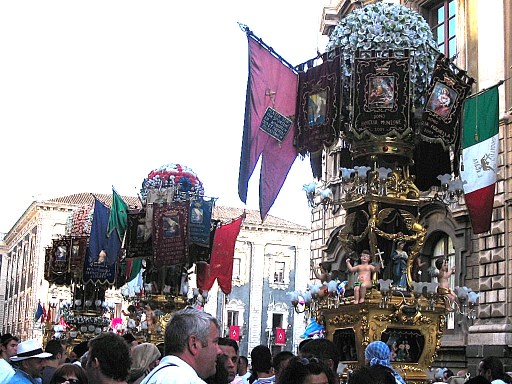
[[275, 327, 286, 345], [238, 32, 298, 220], [229, 325, 240, 341], [196, 261, 212, 291], [41, 304, 47, 323], [207, 216, 244, 294]]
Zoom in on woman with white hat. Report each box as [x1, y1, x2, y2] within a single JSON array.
[[8, 339, 52, 384]]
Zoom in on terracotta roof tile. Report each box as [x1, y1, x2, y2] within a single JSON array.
[[45, 193, 309, 231], [212, 206, 308, 230], [48, 193, 142, 209]]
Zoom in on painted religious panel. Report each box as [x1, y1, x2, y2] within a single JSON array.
[[51, 238, 70, 273], [69, 236, 88, 280], [352, 53, 411, 139], [420, 54, 474, 149], [125, 210, 153, 259], [296, 51, 342, 155], [189, 198, 213, 247], [48, 237, 72, 285], [153, 201, 189, 267]]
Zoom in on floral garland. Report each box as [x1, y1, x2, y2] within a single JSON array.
[[140, 163, 204, 199], [326, 2, 437, 104], [66, 204, 94, 237]]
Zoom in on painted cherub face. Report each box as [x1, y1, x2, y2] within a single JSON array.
[[361, 253, 370, 263]]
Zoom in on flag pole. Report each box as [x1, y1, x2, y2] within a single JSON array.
[[466, 80, 504, 100], [237, 22, 297, 73]]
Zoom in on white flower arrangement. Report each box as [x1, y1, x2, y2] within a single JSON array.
[[326, 2, 438, 104]]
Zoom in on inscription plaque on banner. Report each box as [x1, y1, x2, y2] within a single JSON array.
[[259, 107, 292, 143]]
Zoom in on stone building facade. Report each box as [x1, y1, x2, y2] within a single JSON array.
[[0, 200, 78, 340], [203, 207, 311, 357], [316, 0, 512, 374]]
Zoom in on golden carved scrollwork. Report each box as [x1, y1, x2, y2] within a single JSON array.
[[415, 315, 433, 325], [399, 364, 426, 374], [329, 314, 359, 326], [431, 315, 446, 364], [361, 310, 370, 346], [372, 309, 432, 325], [395, 311, 422, 325], [159, 312, 171, 331], [321, 299, 447, 384], [338, 199, 427, 289], [373, 313, 395, 322], [385, 165, 420, 200]]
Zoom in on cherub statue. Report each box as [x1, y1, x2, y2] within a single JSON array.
[[430, 258, 457, 303], [346, 249, 381, 303], [311, 260, 332, 283]]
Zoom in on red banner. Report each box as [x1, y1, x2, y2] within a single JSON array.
[[229, 325, 240, 341], [275, 327, 286, 345], [204, 216, 244, 294]]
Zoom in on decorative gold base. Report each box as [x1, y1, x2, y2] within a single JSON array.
[[319, 289, 447, 383], [351, 136, 415, 161]]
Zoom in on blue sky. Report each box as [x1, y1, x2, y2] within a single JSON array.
[[0, 1, 329, 232]]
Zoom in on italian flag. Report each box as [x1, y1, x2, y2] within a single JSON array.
[[460, 86, 500, 234]]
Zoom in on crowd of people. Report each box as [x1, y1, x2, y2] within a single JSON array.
[[1, 307, 511, 384]]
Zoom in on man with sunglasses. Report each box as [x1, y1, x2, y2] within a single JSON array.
[[50, 364, 88, 384]]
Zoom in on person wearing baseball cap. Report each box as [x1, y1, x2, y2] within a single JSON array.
[[0, 333, 19, 383], [8, 339, 52, 384]]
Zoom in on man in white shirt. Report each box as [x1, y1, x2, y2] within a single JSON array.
[[0, 333, 19, 383], [250, 345, 275, 384], [141, 307, 222, 384], [236, 356, 251, 384]]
